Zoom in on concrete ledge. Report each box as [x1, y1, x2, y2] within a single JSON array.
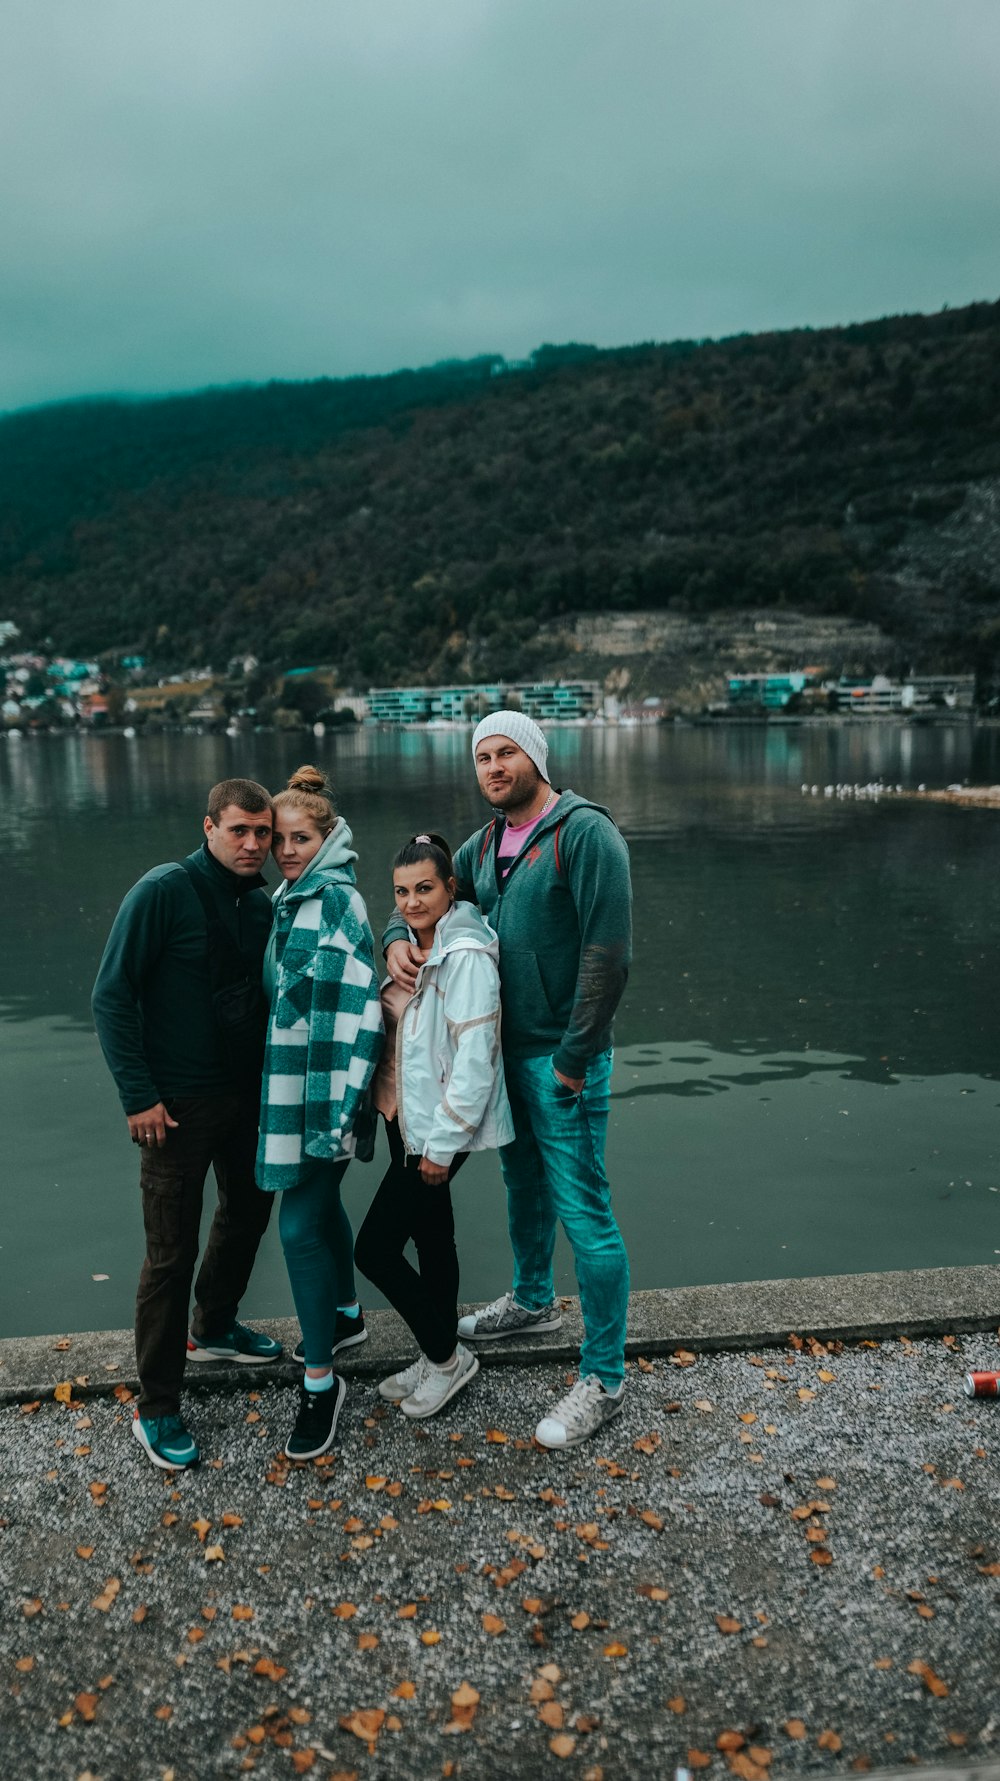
[[1, 1262, 997, 1405]]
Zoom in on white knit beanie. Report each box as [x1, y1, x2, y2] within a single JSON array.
[[472, 710, 549, 783]]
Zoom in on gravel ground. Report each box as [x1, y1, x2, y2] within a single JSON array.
[[3, 1331, 1000, 1781]]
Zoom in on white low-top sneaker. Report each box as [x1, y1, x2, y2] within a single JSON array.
[[457, 1291, 562, 1343], [401, 1344, 479, 1419], [535, 1374, 624, 1449], [378, 1356, 427, 1403]]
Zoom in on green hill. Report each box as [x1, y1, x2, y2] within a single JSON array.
[[1, 304, 998, 686]]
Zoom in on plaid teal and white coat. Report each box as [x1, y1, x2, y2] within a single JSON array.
[[256, 819, 384, 1193]]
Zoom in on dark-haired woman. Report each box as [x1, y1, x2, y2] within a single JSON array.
[[355, 833, 513, 1418], [257, 767, 383, 1460]]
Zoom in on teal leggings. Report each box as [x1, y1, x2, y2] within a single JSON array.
[[278, 1158, 355, 1367]]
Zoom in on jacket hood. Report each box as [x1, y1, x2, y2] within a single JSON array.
[[419, 899, 500, 968], [272, 816, 359, 908]]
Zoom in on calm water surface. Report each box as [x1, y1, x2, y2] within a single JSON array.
[[2, 722, 999, 1337]]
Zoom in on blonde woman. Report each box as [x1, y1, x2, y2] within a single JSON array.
[[257, 766, 383, 1459]]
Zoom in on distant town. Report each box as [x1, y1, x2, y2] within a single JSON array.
[[0, 619, 979, 734]]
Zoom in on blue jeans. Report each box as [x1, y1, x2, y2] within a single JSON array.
[[278, 1158, 355, 1366], [499, 1048, 629, 1390]]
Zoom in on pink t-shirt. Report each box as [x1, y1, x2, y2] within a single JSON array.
[[496, 797, 559, 877]]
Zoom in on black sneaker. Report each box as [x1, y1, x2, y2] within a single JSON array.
[[292, 1307, 367, 1367], [284, 1374, 347, 1461]]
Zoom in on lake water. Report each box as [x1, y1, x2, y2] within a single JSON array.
[[2, 721, 1000, 1339]]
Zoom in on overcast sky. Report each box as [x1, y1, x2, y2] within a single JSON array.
[[3, 0, 998, 412]]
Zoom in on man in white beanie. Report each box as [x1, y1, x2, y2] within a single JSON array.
[[384, 710, 632, 1448]]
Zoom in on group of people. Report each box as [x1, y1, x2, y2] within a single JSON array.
[[92, 711, 633, 1471]]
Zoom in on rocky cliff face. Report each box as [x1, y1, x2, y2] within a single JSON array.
[[539, 609, 895, 710]]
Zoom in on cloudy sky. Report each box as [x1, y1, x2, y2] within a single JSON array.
[[3, 0, 998, 412]]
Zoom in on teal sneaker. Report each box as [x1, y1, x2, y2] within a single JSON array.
[[132, 1409, 200, 1470], [186, 1321, 282, 1365]]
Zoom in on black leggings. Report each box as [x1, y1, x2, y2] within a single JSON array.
[[354, 1118, 467, 1365]]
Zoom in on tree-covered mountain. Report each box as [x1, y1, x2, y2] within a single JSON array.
[[1, 303, 998, 685]]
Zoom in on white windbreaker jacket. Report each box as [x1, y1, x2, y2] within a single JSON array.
[[396, 901, 515, 1166]]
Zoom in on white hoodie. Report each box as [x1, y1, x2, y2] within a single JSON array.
[[396, 901, 515, 1167]]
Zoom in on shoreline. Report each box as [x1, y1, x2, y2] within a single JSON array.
[[3, 1263, 997, 1406]]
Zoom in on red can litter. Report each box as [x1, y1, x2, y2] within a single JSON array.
[[963, 1372, 1000, 1398]]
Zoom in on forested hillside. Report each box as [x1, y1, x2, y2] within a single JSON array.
[[1, 303, 998, 685]]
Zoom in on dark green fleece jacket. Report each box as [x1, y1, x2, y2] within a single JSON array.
[[92, 843, 272, 1114], [383, 790, 632, 1078]]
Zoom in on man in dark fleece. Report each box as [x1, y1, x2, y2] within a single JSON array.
[[92, 778, 280, 1470], [385, 712, 632, 1451]]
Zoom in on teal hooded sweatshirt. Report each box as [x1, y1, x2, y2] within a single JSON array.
[[383, 790, 632, 1080]]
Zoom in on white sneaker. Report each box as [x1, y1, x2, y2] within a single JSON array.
[[535, 1374, 624, 1450], [378, 1356, 427, 1403], [457, 1291, 562, 1343], [401, 1344, 479, 1419]]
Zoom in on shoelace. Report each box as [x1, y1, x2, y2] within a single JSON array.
[[551, 1376, 603, 1430], [482, 1291, 516, 1325]]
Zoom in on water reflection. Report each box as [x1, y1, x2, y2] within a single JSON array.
[[1, 727, 999, 1088]]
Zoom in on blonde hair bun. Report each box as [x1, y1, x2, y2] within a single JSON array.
[[287, 764, 328, 795], [273, 765, 337, 832]]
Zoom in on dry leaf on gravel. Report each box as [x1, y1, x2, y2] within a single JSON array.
[[783, 1720, 807, 1739], [539, 1702, 565, 1730], [550, 1735, 576, 1758], [482, 1614, 506, 1636], [687, 1751, 711, 1769], [339, 1708, 385, 1753], [729, 1756, 768, 1780], [715, 1615, 742, 1635], [908, 1661, 949, 1697], [254, 1657, 287, 1681], [817, 1730, 842, 1752], [716, 1730, 745, 1752]]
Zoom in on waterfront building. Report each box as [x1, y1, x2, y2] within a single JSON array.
[[366, 680, 601, 725], [727, 672, 816, 709], [836, 674, 975, 713]]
